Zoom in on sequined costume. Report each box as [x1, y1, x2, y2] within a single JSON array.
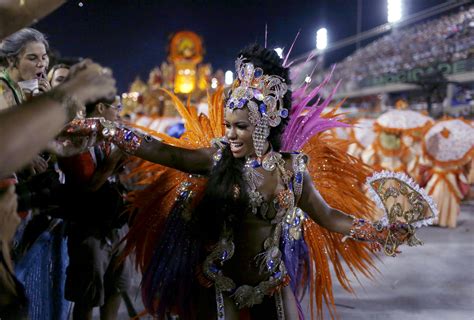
[[204, 146, 308, 314], [118, 81, 380, 319]]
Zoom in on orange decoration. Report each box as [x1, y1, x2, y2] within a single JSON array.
[[440, 127, 451, 138], [168, 31, 204, 65], [428, 169, 464, 202]]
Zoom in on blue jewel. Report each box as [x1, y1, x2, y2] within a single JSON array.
[[221, 251, 228, 260], [274, 271, 282, 279], [280, 108, 289, 118], [229, 101, 235, 109], [124, 131, 133, 141], [238, 98, 247, 108], [294, 217, 300, 226], [210, 265, 219, 273], [254, 68, 263, 78], [259, 103, 267, 114], [296, 172, 303, 183], [267, 259, 274, 269]]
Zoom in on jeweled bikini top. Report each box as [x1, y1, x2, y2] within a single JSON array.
[[212, 137, 307, 222], [205, 138, 309, 311]]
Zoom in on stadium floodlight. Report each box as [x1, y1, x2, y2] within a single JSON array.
[[316, 28, 328, 50], [225, 70, 234, 85], [387, 0, 402, 23], [274, 48, 283, 58]]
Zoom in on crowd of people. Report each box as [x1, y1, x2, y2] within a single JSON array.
[[0, 1, 131, 319], [0, 2, 472, 320], [331, 5, 474, 92]]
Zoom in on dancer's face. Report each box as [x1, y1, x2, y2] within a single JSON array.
[[13, 41, 49, 81], [224, 107, 256, 158]]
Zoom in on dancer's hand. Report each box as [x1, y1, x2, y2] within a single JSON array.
[[388, 222, 411, 243], [61, 117, 115, 137]]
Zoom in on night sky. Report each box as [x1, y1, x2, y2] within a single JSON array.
[[35, 0, 448, 92]]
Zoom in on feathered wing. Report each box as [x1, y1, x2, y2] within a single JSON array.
[[122, 87, 225, 318], [282, 76, 378, 319], [302, 133, 378, 320]]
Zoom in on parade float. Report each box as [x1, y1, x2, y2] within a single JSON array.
[[121, 31, 225, 136]]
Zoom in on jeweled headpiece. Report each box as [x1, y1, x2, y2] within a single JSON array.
[[226, 56, 289, 157]]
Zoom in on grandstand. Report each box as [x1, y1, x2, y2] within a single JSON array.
[[295, 4, 474, 118]]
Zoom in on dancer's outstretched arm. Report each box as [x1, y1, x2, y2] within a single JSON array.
[[298, 170, 354, 235], [298, 170, 408, 245], [132, 136, 215, 175], [62, 119, 216, 175]]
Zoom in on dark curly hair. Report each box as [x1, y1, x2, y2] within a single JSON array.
[[193, 44, 292, 243]]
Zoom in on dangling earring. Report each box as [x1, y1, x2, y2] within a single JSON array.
[[252, 123, 270, 157]]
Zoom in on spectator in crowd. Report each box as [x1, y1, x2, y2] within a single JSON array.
[[48, 63, 70, 88], [1, 28, 53, 178], [0, 183, 27, 319], [0, 59, 117, 178], [57, 97, 130, 320], [0, 28, 51, 106], [0, 14, 116, 320]]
